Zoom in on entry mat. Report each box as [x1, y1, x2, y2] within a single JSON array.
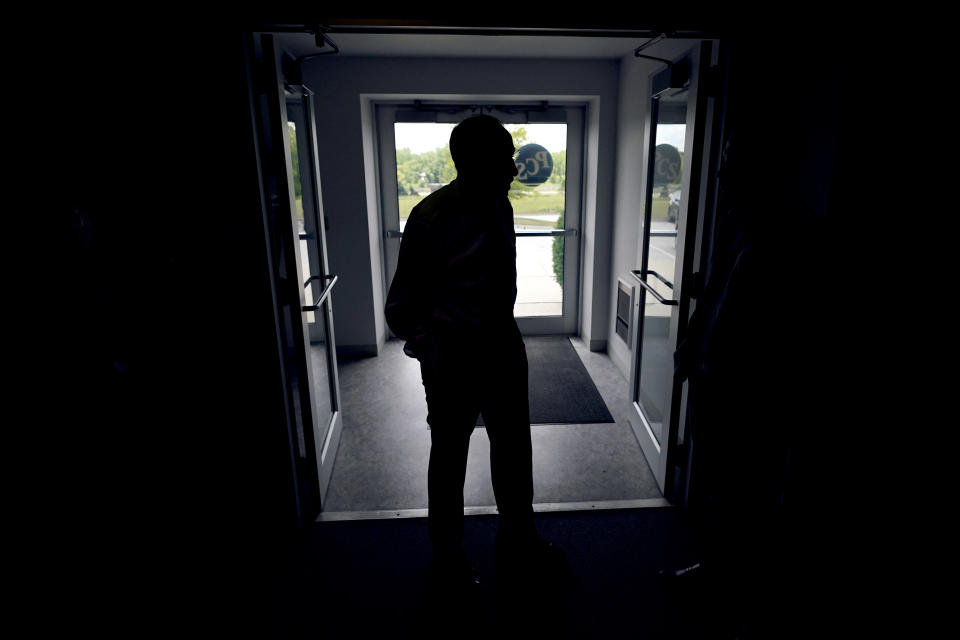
[[478, 336, 615, 426]]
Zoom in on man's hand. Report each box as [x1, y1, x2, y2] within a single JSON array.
[[408, 331, 442, 370]]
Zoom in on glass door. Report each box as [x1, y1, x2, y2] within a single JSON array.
[[377, 102, 583, 335], [629, 41, 717, 497], [246, 32, 343, 520], [285, 85, 343, 508]]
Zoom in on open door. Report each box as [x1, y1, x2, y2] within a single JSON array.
[[629, 41, 719, 498], [285, 79, 344, 510], [246, 32, 343, 521]]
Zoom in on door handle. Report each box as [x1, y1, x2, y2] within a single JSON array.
[[303, 274, 334, 289], [631, 270, 678, 306], [388, 228, 578, 239], [645, 269, 674, 290], [302, 274, 338, 312]]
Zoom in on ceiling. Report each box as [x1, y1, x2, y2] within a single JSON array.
[[275, 30, 697, 62]]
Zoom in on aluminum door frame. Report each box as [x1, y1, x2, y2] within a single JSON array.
[[285, 85, 343, 507], [375, 100, 584, 336], [628, 40, 719, 499], [245, 31, 343, 521]]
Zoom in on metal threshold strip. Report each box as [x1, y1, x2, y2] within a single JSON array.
[[316, 497, 671, 522], [260, 24, 718, 39]]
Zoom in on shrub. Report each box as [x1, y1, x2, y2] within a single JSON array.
[[552, 212, 564, 286]]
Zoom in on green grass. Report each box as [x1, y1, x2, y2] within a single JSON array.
[[399, 195, 424, 220], [510, 192, 565, 215], [399, 191, 565, 222], [399, 192, 669, 223], [513, 217, 554, 227], [651, 197, 669, 220]]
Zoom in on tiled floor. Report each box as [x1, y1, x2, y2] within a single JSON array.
[[322, 336, 661, 512]]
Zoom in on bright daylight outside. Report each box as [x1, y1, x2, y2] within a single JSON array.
[[395, 122, 567, 317], [287, 120, 318, 324], [646, 123, 685, 317]]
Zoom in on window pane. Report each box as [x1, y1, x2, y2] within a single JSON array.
[[393, 120, 567, 317], [394, 122, 456, 232], [507, 123, 566, 317], [636, 106, 686, 444], [646, 123, 684, 319], [515, 236, 563, 316]]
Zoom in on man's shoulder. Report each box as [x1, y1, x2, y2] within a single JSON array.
[[407, 182, 460, 227]]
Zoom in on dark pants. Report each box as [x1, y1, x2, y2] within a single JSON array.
[[419, 322, 535, 555]]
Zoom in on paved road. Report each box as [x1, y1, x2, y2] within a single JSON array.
[[515, 234, 563, 317]]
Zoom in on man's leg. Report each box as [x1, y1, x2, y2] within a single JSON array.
[[421, 357, 480, 560], [482, 332, 568, 590], [480, 336, 536, 543], [427, 421, 476, 556]]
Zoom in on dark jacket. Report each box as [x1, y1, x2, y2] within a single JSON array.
[[385, 177, 517, 360]]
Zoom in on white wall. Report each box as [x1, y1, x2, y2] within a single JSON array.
[[607, 54, 658, 378], [299, 56, 620, 353]]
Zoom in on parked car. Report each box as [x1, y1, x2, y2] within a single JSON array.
[[667, 190, 682, 223]]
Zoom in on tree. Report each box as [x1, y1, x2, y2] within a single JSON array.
[[505, 126, 538, 198], [507, 126, 528, 149], [548, 150, 566, 187], [287, 122, 301, 198], [395, 145, 457, 195]]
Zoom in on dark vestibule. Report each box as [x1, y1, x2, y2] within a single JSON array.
[[46, 16, 868, 637]]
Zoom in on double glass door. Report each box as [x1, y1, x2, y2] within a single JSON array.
[[377, 101, 583, 335], [629, 41, 718, 497]]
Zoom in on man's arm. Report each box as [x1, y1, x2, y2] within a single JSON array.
[[385, 216, 435, 347]]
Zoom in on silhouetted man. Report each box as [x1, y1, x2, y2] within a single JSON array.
[[385, 114, 564, 591]]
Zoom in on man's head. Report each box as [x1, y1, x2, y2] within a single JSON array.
[[449, 114, 518, 192]]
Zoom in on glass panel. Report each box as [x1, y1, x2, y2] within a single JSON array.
[[308, 302, 333, 441], [637, 97, 687, 444], [288, 119, 315, 323], [393, 121, 567, 317], [508, 123, 566, 317], [515, 236, 563, 316], [394, 122, 456, 233], [288, 105, 334, 449]]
